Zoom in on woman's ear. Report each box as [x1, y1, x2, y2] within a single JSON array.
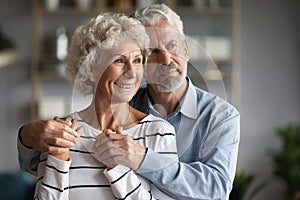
[[89, 68, 97, 82]]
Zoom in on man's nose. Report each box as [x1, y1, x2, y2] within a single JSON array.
[[157, 49, 172, 65]]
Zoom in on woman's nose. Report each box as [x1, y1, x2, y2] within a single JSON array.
[[123, 63, 135, 78]]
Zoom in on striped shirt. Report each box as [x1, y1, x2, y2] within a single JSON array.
[[34, 113, 177, 200]]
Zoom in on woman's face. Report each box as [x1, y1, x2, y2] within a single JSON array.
[[94, 38, 144, 104]]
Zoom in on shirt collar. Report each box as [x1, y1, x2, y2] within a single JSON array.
[[179, 77, 198, 119]]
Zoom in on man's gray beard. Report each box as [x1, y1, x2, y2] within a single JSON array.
[[145, 64, 187, 92]]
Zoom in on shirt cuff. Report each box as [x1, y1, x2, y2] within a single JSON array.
[[17, 129, 40, 160], [47, 155, 72, 170], [136, 148, 176, 174], [18, 125, 33, 149], [103, 164, 131, 182]]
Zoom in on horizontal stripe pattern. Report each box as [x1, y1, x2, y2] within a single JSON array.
[[115, 183, 142, 200], [133, 132, 175, 141], [35, 114, 177, 199], [110, 169, 132, 184]]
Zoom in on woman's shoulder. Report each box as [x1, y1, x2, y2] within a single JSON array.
[[138, 114, 174, 132], [140, 114, 167, 124]]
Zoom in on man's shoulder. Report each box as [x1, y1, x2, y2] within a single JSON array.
[[130, 86, 149, 113], [131, 86, 148, 102], [193, 85, 240, 117]]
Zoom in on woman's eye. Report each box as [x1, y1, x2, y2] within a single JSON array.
[[114, 59, 124, 64], [133, 58, 142, 64], [149, 48, 158, 55]]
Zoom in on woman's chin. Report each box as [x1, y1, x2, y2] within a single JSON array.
[[111, 94, 133, 104]]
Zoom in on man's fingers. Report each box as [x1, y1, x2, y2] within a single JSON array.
[[45, 137, 75, 148], [58, 125, 78, 138], [71, 119, 77, 129], [56, 127, 78, 141], [54, 116, 72, 126]]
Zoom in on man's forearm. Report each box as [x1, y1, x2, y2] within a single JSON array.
[[137, 148, 237, 199], [17, 128, 41, 175]]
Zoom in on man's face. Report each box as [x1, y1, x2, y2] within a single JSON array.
[[144, 21, 190, 92]]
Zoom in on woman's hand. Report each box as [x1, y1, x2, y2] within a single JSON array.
[[93, 128, 146, 170]]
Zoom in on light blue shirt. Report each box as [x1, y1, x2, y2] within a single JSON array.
[[131, 78, 240, 200]]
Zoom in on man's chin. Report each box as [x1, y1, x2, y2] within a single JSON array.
[[149, 83, 176, 93]]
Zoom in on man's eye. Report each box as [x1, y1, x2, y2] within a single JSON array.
[[149, 49, 158, 55], [167, 42, 177, 50]]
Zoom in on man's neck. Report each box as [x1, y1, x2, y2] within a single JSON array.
[[147, 80, 188, 117]]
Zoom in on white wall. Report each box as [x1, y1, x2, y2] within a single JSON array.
[[239, 0, 300, 199]]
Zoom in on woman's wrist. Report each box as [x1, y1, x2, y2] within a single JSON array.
[[52, 149, 70, 161]]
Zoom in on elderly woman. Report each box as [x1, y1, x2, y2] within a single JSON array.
[[33, 13, 177, 199]]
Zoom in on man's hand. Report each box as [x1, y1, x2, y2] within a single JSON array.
[[20, 116, 80, 155], [93, 128, 146, 171], [51, 118, 78, 161]]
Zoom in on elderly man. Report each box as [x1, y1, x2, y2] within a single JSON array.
[[18, 4, 240, 199]]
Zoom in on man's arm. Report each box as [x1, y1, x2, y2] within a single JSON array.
[[17, 117, 78, 174], [137, 113, 240, 199]]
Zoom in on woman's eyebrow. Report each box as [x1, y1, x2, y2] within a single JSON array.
[[113, 52, 142, 58]]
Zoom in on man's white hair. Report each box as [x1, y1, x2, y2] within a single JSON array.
[[131, 4, 184, 35]]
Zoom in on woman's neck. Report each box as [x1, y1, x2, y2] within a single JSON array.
[[78, 100, 144, 131]]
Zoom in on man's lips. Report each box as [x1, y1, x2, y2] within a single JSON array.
[[160, 68, 180, 76]]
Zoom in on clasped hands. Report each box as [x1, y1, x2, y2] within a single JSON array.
[[94, 128, 146, 171], [20, 116, 146, 170]]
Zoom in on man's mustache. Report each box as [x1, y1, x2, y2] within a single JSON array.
[[146, 63, 182, 73]]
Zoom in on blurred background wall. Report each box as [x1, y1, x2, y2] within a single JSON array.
[[239, 0, 300, 199], [0, 0, 299, 199], [0, 0, 32, 169]]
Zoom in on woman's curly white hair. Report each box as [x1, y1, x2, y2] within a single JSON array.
[[66, 12, 149, 95]]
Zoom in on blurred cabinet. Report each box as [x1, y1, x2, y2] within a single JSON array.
[[30, 0, 240, 120], [175, 0, 240, 107], [30, 0, 111, 120]]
